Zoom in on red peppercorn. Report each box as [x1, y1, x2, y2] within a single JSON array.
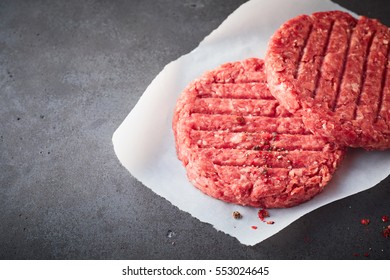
[[236, 116, 246, 125], [381, 215, 389, 223], [251, 226, 258, 230], [360, 218, 370, 225], [383, 225, 390, 238]]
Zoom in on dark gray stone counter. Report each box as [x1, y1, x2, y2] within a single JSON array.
[[1, 0, 389, 259]]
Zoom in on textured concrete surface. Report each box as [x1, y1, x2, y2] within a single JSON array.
[[0, 0, 389, 259]]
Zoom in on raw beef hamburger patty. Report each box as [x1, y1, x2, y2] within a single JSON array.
[[173, 58, 345, 208], [265, 11, 390, 150]]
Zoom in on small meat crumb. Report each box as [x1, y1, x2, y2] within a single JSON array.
[[266, 221, 275, 225], [258, 209, 270, 221], [232, 211, 242, 219], [360, 218, 370, 226]]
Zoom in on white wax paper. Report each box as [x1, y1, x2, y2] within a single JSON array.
[[112, 0, 390, 245]]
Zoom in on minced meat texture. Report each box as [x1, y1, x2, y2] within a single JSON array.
[[265, 11, 390, 150], [172, 58, 345, 208]]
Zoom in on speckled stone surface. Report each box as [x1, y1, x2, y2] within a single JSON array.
[[1, 0, 389, 259]]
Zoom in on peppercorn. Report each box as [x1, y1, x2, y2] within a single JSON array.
[[232, 211, 242, 219]]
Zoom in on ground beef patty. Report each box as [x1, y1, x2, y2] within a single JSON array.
[[265, 11, 390, 150], [173, 58, 345, 208]]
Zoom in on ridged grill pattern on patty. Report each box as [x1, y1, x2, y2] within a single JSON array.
[[173, 58, 345, 208], [265, 11, 390, 149]]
